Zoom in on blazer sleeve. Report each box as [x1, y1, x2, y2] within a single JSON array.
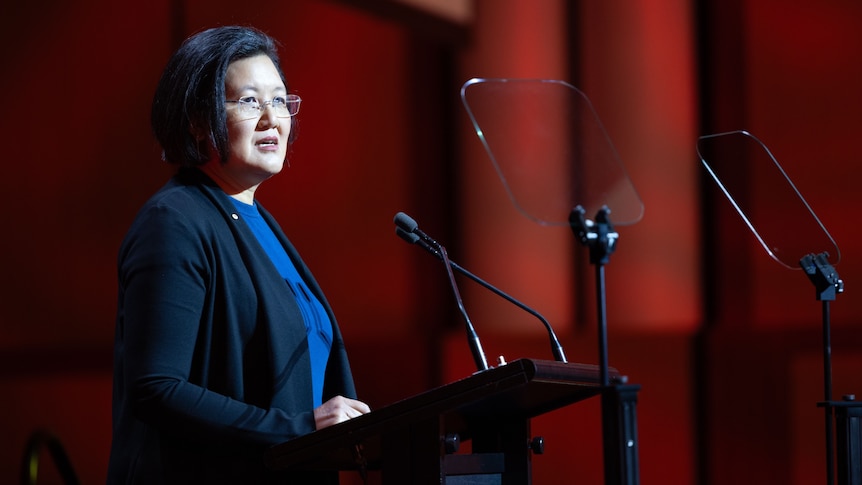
[[118, 199, 316, 447]]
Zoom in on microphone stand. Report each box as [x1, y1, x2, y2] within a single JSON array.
[[570, 204, 640, 485], [395, 227, 567, 363], [393, 213, 490, 372]]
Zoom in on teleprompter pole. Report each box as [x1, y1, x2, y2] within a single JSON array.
[[570, 205, 640, 485], [800, 252, 846, 485]]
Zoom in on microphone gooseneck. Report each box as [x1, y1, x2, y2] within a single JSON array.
[[437, 244, 490, 372], [394, 212, 489, 372], [393, 212, 567, 364]]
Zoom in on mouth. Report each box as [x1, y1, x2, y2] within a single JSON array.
[[256, 136, 279, 147]]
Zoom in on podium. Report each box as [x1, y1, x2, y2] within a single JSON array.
[[266, 358, 640, 484]]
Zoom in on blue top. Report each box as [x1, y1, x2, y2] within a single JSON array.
[[231, 198, 333, 407]]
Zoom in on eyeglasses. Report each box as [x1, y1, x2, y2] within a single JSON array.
[[225, 94, 301, 120]]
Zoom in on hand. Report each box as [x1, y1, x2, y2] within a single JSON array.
[[313, 395, 371, 430]]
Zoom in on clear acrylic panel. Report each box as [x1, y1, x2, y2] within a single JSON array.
[[460, 78, 643, 226], [696, 130, 840, 269]]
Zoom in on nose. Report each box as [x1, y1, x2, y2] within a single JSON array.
[[258, 102, 279, 129]]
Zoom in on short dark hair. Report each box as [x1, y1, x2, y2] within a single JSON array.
[[151, 26, 298, 167]]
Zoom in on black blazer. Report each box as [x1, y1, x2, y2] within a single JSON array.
[[107, 168, 355, 484]]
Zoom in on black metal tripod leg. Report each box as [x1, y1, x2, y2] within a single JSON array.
[[835, 400, 862, 485], [602, 384, 641, 485]]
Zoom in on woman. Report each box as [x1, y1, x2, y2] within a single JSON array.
[[107, 26, 369, 484]]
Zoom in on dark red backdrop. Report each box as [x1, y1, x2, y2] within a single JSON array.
[[1, 1, 860, 484]]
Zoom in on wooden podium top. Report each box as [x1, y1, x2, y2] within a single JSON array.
[[265, 359, 617, 472]]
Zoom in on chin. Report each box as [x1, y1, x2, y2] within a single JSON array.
[[263, 165, 284, 177], [260, 156, 286, 174]]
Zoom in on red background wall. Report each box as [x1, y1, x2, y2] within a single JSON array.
[[1, 1, 860, 484]]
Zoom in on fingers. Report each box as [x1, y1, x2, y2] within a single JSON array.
[[348, 397, 371, 415], [313, 395, 371, 430]]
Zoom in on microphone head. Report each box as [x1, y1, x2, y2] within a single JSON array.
[[395, 227, 420, 245], [393, 212, 418, 232]]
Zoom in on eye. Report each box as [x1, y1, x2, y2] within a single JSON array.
[[238, 96, 261, 108], [271, 96, 288, 107]]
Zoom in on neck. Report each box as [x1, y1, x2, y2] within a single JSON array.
[[199, 162, 260, 204]]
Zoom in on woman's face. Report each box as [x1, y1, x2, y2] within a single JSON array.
[[221, 54, 291, 186]]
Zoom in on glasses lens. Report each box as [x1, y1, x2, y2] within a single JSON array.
[[272, 98, 290, 117], [232, 98, 260, 120], [228, 96, 301, 119], [285, 95, 301, 116]]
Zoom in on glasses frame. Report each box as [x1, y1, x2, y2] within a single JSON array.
[[225, 94, 301, 120]]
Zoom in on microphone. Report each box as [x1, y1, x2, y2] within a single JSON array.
[[394, 213, 489, 372], [394, 212, 567, 363], [394, 212, 440, 249]]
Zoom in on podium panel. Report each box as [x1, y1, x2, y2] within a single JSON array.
[[266, 359, 627, 484]]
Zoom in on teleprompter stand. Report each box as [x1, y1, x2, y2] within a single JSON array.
[[697, 130, 855, 484], [571, 204, 641, 485], [801, 252, 859, 485], [454, 77, 642, 483], [266, 359, 627, 484]]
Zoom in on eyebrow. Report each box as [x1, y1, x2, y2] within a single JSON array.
[[233, 84, 287, 93]]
